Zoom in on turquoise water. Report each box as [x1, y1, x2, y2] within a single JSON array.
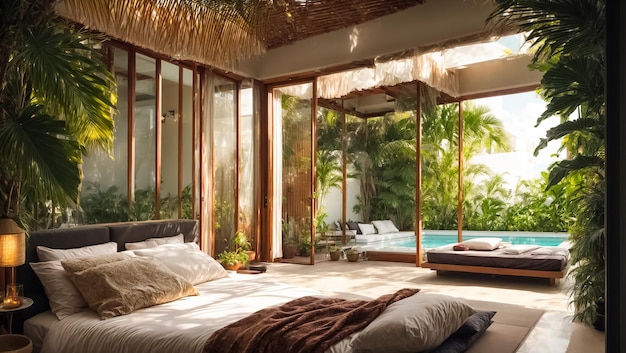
[[382, 234, 568, 250]]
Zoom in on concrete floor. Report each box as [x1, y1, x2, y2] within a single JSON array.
[[253, 258, 605, 353]]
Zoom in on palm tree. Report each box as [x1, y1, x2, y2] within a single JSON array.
[[489, 0, 606, 326], [0, 0, 116, 229]]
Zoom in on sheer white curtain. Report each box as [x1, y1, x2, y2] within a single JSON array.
[[201, 72, 214, 254], [272, 90, 283, 259]]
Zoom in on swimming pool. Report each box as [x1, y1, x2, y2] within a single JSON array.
[[360, 230, 570, 253]]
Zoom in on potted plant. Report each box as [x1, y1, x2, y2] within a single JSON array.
[[345, 248, 360, 262], [328, 246, 342, 261], [281, 217, 298, 259], [234, 230, 255, 262], [217, 250, 249, 271]]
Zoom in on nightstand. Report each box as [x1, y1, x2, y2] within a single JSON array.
[[0, 298, 33, 334]]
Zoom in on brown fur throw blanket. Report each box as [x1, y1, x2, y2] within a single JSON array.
[[203, 288, 420, 353]]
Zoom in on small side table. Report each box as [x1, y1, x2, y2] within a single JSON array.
[[0, 298, 33, 334]]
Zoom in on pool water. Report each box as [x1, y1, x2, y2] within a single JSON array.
[[378, 234, 568, 250]]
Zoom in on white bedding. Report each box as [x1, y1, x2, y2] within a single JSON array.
[[29, 274, 352, 353], [354, 231, 414, 244]]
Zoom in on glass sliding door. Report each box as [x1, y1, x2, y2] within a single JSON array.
[[80, 47, 130, 224], [211, 75, 237, 256], [133, 53, 157, 220], [239, 81, 258, 257], [273, 82, 315, 264], [159, 61, 180, 219]]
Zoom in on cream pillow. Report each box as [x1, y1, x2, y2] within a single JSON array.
[[37, 242, 118, 262], [133, 243, 227, 284], [371, 221, 390, 234], [125, 233, 184, 250], [31, 261, 87, 320], [382, 220, 399, 233], [350, 293, 476, 353], [70, 257, 199, 319], [32, 252, 134, 320], [459, 237, 502, 251], [358, 223, 377, 235]]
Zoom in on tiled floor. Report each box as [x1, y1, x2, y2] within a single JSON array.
[[254, 258, 605, 353]]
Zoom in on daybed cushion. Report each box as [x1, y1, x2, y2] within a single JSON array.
[[30, 244, 122, 320], [502, 245, 540, 255], [430, 310, 496, 353], [358, 223, 377, 235], [460, 237, 502, 251], [124, 233, 184, 250], [371, 220, 399, 234], [69, 257, 199, 319], [350, 293, 476, 353], [132, 242, 228, 284], [36, 242, 118, 261]]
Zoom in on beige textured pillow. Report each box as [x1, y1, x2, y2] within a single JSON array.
[[350, 293, 476, 353], [70, 257, 199, 319], [61, 253, 134, 275]]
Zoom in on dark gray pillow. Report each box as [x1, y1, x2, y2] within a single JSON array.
[[430, 310, 496, 353], [346, 221, 361, 234]]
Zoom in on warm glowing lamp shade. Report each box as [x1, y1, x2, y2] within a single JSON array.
[[0, 219, 26, 267]]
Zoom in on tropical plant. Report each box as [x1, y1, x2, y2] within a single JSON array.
[[489, 0, 606, 325], [0, 0, 116, 230], [79, 183, 130, 224]]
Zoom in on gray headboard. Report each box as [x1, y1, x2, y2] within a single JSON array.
[[13, 219, 199, 333]]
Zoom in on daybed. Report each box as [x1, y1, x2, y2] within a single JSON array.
[[16, 220, 499, 353], [422, 239, 570, 285]]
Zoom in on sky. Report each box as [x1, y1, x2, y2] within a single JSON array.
[[471, 91, 563, 190]]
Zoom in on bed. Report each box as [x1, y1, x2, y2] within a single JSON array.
[[15, 220, 497, 353], [422, 239, 570, 285]]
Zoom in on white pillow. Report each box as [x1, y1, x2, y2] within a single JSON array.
[[125, 233, 184, 250], [132, 242, 227, 284], [371, 221, 390, 234], [358, 223, 376, 235], [382, 220, 399, 233], [350, 293, 476, 353], [31, 261, 87, 320], [460, 237, 502, 251], [37, 242, 118, 262]]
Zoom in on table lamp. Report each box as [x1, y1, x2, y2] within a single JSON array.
[[0, 218, 26, 309]]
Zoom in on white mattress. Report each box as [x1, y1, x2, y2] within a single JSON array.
[[355, 231, 414, 244], [26, 274, 353, 353]]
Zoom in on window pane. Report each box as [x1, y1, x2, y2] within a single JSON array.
[[80, 47, 129, 224], [160, 61, 180, 219], [133, 53, 157, 221]]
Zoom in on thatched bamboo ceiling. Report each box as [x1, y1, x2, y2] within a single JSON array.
[[261, 0, 426, 49], [57, 0, 425, 70]]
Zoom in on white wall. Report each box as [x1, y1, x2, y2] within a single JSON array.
[[321, 178, 361, 226]]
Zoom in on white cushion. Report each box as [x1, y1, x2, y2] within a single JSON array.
[[37, 242, 118, 262], [133, 243, 227, 284], [460, 237, 502, 251], [357, 223, 376, 235], [502, 245, 540, 254], [350, 293, 476, 353], [125, 233, 184, 250], [371, 220, 400, 234], [31, 261, 87, 320], [382, 220, 399, 233], [371, 221, 390, 234]]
